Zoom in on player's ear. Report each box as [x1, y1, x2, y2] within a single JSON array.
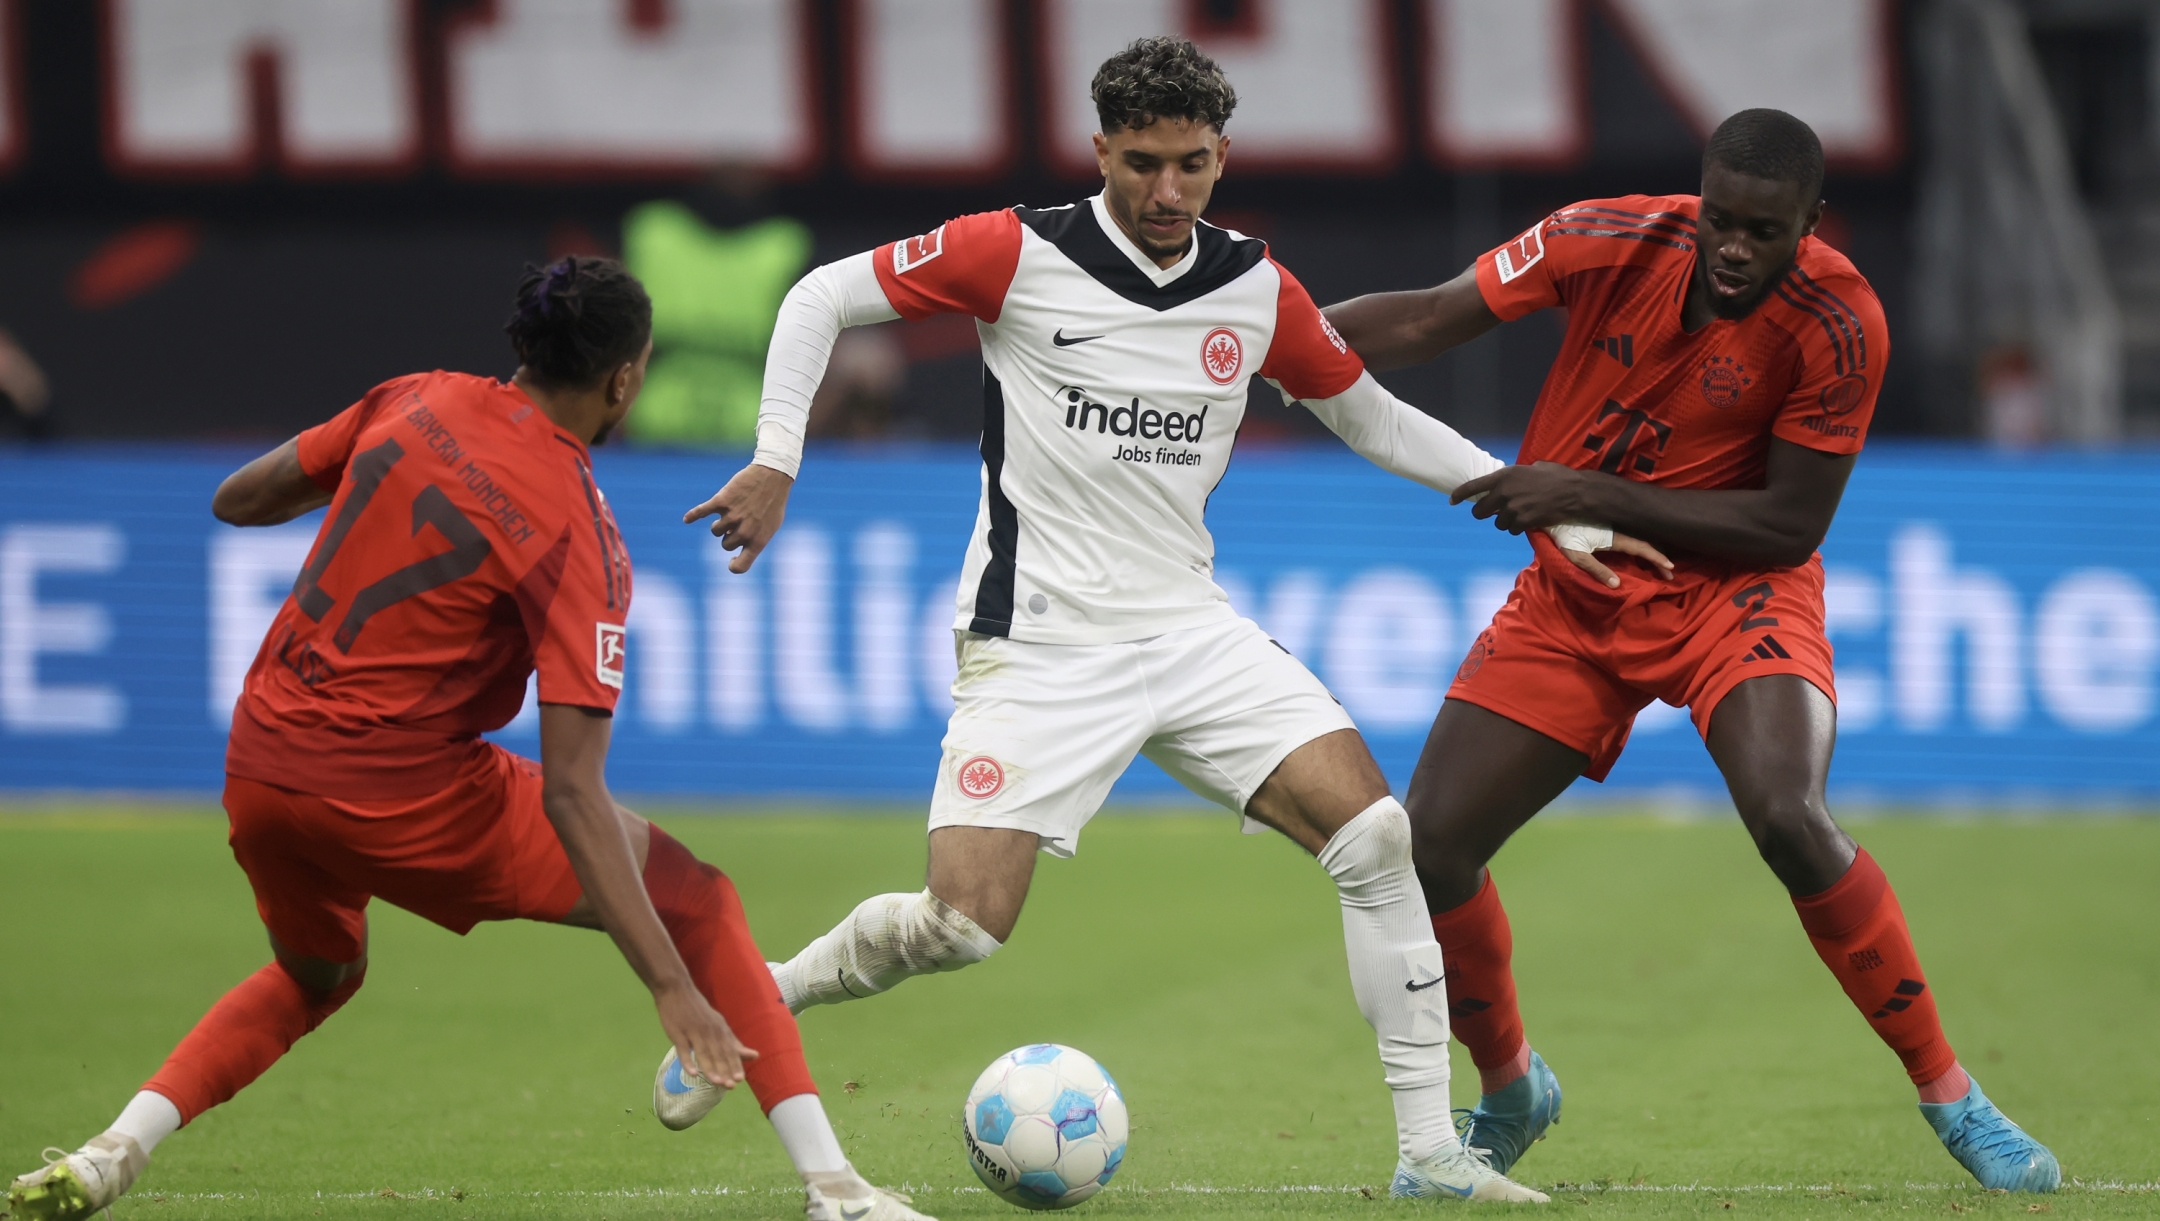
[[1214, 132, 1230, 179], [1802, 199, 1825, 238], [1093, 131, 1112, 180]]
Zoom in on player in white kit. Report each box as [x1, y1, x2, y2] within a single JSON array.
[[677, 38, 1660, 1203]]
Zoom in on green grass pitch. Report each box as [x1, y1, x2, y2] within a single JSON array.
[[3, 805, 2156, 1219]]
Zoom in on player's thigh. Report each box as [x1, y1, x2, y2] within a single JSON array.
[[1136, 618, 1363, 845], [928, 632, 1151, 860], [223, 773, 373, 966], [348, 748, 585, 933]]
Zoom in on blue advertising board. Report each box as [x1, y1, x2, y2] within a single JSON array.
[[3, 443, 2157, 803]]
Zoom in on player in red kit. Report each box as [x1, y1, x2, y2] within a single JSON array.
[[1325, 110, 2059, 1192], [8, 259, 931, 1221]]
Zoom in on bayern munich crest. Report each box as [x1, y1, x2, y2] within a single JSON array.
[[1201, 327, 1243, 385], [957, 755, 1005, 800]]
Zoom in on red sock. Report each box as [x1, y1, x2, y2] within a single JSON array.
[[642, 826, 816, 1112], [1429, 872, 1529, 1092], [142, 962, 363, 1124], [1791, 847, 1960, 1090]]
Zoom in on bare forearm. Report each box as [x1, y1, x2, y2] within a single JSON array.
[[1571, 476, 1823, 568], [543, 786, 698, 998], [213, 438, 333, 526]]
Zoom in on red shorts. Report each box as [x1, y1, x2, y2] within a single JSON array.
[[223, 743, 583, 963], [1447, 546, 1836, 781]]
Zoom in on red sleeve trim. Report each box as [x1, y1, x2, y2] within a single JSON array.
[[871, 209, 1023, 323], [1259, 260, 1365, 401]]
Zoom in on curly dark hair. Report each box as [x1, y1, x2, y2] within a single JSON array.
[[503, 256, 652, 390], [1091, 36, 1238, 134], [1703, 108, 1824, 202]]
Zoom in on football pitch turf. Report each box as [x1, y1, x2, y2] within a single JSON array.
[[3, 805, 2156, 1219]]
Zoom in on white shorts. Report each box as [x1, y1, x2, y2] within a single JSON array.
[[926, 615, 1359, 857]]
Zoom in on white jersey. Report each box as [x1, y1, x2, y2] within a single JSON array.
[[870, 195, 1369, 645]]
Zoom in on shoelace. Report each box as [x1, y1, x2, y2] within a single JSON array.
[[1945, 1106, 2037, 1163]]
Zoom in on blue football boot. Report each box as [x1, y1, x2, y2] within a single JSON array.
[[1920, 1078, 2060, 1193], [1454, 1050, 1562, 1175]]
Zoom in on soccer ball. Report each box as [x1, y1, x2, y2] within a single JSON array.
[[962, 1044, 1128, 1209]]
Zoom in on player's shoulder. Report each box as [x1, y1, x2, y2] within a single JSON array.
[[1763, 239, 1886, 368], [1537, 194, 1698, 267]]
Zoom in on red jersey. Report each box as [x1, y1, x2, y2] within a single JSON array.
[[225, 371, 631, 800], [1478, 194, 1885, 492]]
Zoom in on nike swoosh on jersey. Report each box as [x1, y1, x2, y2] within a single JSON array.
[[1406, 977, 1443, 992], [1052, 328, 1104, 346]]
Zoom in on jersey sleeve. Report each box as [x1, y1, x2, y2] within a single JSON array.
[[871, 209, 1024, 323], [1258, 260, 1365, 400], [530, 491, 629, 715], [1769, 264, 1888, 456], [294, 374, 423, 490], [1474, 215, 1565, 321]]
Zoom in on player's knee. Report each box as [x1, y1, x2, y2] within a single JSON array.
[[273, 960, 365, 1030], [1407, 812, 1484, 910], [1743, 797, 1843, 887]]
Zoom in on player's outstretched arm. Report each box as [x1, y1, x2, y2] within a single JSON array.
[[1296, 372, 1670, 587], [1321, 265, 1501, 373], [684, 251, 898, 571], [538, 703, 758, 1089], [1451, 438, 1856, 569], [211, 438, 334, 526]]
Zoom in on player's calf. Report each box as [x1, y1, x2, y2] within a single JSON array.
[[771, 889, 1001, 1014]]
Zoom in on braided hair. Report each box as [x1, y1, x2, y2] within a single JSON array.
[[503, 256, 652, 389]]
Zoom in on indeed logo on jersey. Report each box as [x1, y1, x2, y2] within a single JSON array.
[[1059, 386, 1207, 443]]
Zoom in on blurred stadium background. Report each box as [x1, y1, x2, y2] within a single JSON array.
[[1, 0, 2157, 806]]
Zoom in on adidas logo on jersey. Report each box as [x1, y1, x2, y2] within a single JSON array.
[[1060, 387, 1208, 444]]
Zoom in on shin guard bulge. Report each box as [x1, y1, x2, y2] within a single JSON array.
[[1427, 872, 1528, 1078], [642, 826, 817, 1111], [1318, 797, 1458, 1163], [781, 888, 1001, 1011], [142, 961, 363, 1124], [1791, 847, 1960, 1088]]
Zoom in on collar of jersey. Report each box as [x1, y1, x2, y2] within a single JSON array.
[[1089, 193, 1197, 288]]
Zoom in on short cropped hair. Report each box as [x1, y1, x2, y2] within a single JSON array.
[[1703, 108, 1824, 202], [503, 256, 652, 390], [1092, 36, 1238, 134]]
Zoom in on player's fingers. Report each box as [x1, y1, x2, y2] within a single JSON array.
[[728, 537, 766, 575], [1610, 533, 1674, 578], [1563, 548, 1621, 589], [1450, 471, 1502, 505], [683, 493, 726, 525]]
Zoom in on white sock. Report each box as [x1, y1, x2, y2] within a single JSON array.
[[778, 889, 1001, 1012], [1317, 797, 1460, 1165], [769, 1094, 873, 1196], [108, 1091, 182, 1155]]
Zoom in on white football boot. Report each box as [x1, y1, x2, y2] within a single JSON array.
[[1390, 1143, 1550, 1203], [651, 1046, 728, 1131], [803, 1180, 938, 1221], [7, 1134, 149, 1221]]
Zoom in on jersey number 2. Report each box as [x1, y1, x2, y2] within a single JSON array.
[[292, 438, 494, 652]]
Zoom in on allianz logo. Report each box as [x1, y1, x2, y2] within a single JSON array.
[[1057, 386, 1208, 443]]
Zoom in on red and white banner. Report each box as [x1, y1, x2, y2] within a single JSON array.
[[846, 0, 1011, 179], [80, 0, 1901, 181], [102, 0, 420, 175], [445, 0, 819, 175], [1427, 0, 1584, 167], [1603, 0, 1900, 165]]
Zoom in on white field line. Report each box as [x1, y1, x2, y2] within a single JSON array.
[[133, 1178, 2160, 1203]]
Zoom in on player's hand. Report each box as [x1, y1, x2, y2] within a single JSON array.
[[1451, 461, 1587, 533], [684, 464, 793, 574], [654, 984, 758, 1091], [1561, 532, 1674, 589]]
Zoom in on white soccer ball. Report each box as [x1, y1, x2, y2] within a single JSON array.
[[962, 1043, 1128, 1209]]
